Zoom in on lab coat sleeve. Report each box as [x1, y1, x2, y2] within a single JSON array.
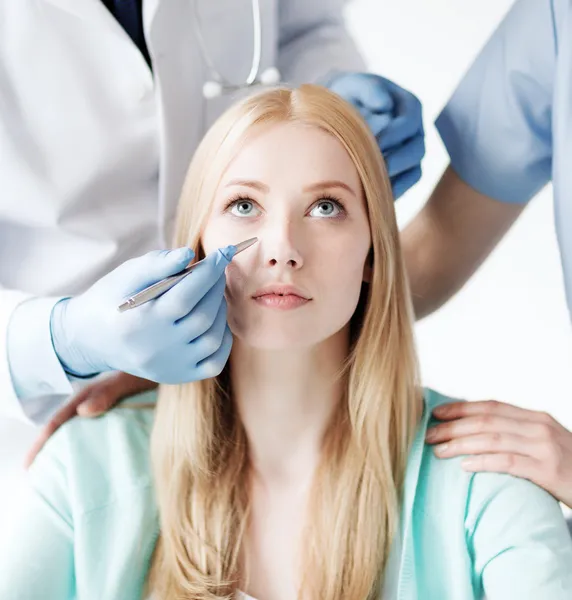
[[466, 471, 572, 598], [0, 291, 74, 423], [435, 0, 556, 204], [277, 0, 366, 86], [0, 435, 74, 599]]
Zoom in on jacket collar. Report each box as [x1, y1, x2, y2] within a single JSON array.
[[396, 393, 431, 600], [43, 0, 161, 29]]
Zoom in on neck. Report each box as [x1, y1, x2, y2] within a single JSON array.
[[230, 328, 349, 488]]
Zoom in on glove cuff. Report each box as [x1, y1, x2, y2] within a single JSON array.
[[50, 298, 103, 378]]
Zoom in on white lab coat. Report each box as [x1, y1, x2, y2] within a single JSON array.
[[0, 0, 365, 420]]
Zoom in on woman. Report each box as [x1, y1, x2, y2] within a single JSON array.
[[1, 85, 571, 600]]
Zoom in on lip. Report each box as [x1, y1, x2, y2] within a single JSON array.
[[253, 294, 310, 310], [252, 284, 311, 300]]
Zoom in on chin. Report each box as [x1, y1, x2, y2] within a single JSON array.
[[228, 315, 350, 351], [231, 326, 322, 350], [226, 302, 354, 351]]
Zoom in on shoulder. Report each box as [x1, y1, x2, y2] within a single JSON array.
[[415, 388, 476, 505], [413, 389, 572, 596], [420, 388, 570, 541], [29, 390, 157, 516]]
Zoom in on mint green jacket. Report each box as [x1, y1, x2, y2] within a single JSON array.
[[1, 388, 571, 599]]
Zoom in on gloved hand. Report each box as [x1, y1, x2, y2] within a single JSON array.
[[50, 246, 236, 384], [326, 72, 425, 199]]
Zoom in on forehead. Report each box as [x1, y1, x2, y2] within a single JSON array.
[[221, 122, 361, 190]]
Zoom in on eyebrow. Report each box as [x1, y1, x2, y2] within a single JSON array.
[[224, 179, 358, 197]]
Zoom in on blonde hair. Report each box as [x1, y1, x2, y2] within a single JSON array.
[[147, 85, 423, 599]]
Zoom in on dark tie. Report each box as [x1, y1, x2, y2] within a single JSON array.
[[105, 0, 151, 67]]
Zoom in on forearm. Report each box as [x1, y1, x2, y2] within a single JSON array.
[[401, 166, 525, 320]]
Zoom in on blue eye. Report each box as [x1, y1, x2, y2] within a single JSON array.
[[309, 198, 344, 218], [228, 198, 261, 218]]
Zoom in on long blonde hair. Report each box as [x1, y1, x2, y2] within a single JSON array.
[[148, 85, 422, 599]]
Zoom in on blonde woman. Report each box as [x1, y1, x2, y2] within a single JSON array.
[[1, 85, 571, 600]]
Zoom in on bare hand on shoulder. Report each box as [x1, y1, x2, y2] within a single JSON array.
[[425, 400, 572, 508], [25, 372, 157, 468]]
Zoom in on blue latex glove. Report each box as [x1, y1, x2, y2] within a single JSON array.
[[326, 72, 425, 199], [50, 246, 236, 384]]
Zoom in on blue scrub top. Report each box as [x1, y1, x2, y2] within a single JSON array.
[[436, 0, 572, 320]]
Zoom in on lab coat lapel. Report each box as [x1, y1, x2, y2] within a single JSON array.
[[146, 0, 206, 247], [42, 0, 111, 22], [151, 0, 278, 248], [143, 0, 162, 37], [42, 0, 201, 248], [43, 0, 155, 85]]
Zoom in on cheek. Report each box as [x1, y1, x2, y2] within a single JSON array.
[[223, 259, 252, 302], [224, 260, 254, 335], [321, 244, 368, 306], [330, 256, 367, 300], [326, 230, 370, 279]]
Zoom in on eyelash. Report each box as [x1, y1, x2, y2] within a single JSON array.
[[223, 193, 348, 218]]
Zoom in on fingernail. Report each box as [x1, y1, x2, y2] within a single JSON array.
[[77, 399, 103, 417], [433, 405, 449, 416], [76, 404, 89, 416], [218, 245, 237, 263], [171, 247, 194, 261], [425, 429, 437, 442], [434, 443, 449, 455]]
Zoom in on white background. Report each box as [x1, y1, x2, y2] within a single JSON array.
[[345, 0, 572, 420], [1, 0, 571, 525]]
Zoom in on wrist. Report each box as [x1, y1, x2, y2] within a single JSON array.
[[50, 298, 102, 378]]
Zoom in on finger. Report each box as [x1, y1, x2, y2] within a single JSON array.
[[187, 296, 229, 365], [351, 100, 373, 122], [461, 453, 546, 485], [78, 393, 123, 417], [24, 392, 88, 468], [432, 400, 552, 425], [175, 274, 226, 342], [378, 117, 423, 154], [376, 82, 423, 153], [78, 376, 157, 416], [390, 166, 422, 200], [329, 73, 395, 114], [71, 371, 157, 416], [363, 112, 392, 139], [385, 80, 422, 127], [112, 247, 195, 294], [384, 133, 425, 178], [433, 432, 535, 460], [156, 249, 229, 321], [425, 414, 539, 444], [24, 434, 51, 469], [192, 324, 233, 380]]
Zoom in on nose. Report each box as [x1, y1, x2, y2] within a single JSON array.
[[260, 218, 304, 270]]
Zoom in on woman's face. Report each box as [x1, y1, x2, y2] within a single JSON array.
[[201, 122, 372, 350]]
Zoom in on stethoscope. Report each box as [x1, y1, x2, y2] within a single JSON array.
[[193, 0, 281, 99]]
